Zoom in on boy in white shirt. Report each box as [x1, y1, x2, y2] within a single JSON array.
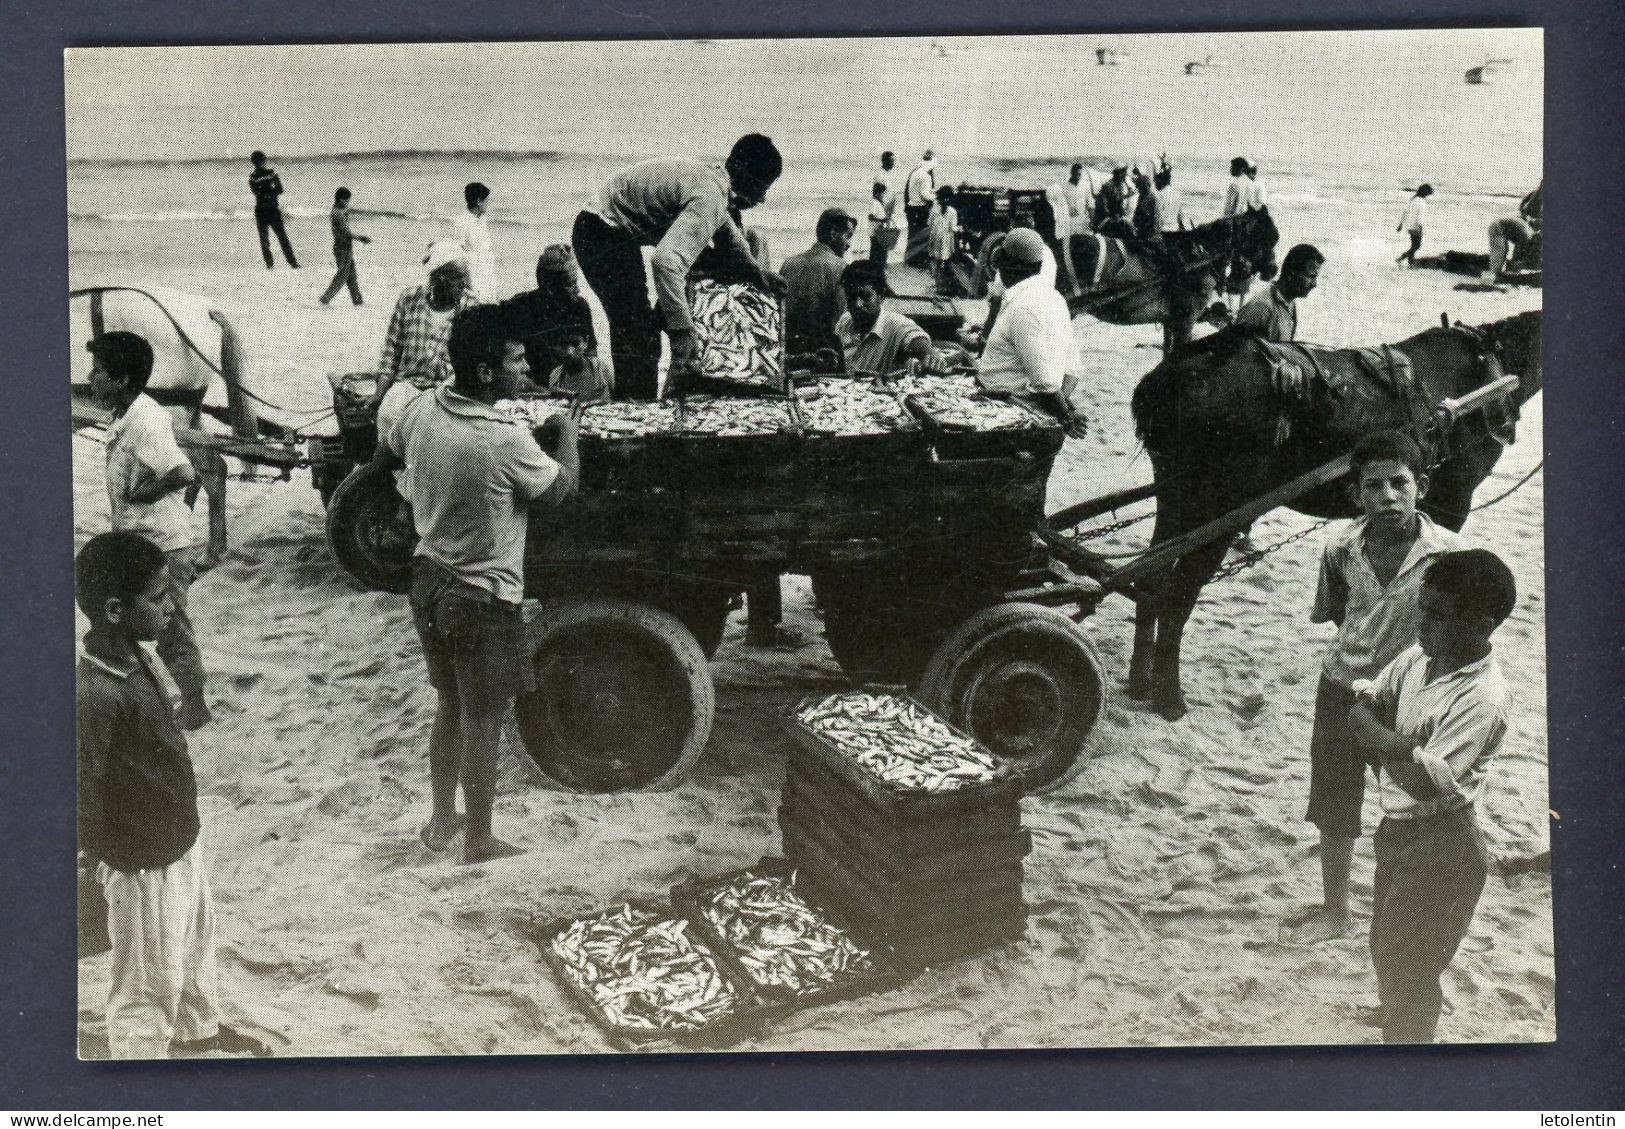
[[1396, 183, 1433, 266]]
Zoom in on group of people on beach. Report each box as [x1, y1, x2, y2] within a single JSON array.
[[77, 130, 1526, 1057]]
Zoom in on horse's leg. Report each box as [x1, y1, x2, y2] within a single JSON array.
[[1127, 492, 1178, 699], [1149, 535, 1233, 721], [193, 449, 229, 569]]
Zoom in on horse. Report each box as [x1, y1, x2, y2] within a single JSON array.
[[1065, 209, 1281, 353], [1123, 309, 1542, 720], [70, 285, 259, 567]]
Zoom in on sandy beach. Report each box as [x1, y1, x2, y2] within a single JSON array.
[[70, 166, 1550, 1056]]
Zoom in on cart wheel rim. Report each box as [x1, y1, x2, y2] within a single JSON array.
[[961, 659, 1065, 755], [514, 600, 713, 793]]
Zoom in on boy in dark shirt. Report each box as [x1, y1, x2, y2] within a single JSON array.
[[248, 150, 299, 269], [76, 532, 267, 1058]]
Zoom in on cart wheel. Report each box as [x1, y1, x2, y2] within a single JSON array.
[[325, 462, 416, 594], [513, 599, 714, 793], [920, 602, 1107, 793], [655, 587, 733, 660]]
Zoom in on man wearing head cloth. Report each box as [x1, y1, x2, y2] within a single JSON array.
[[780, 206, 857, 356], [374, 238, 477, 414], [976, 228, 1086, 438], [500, 243, 599, 379], [572, 134, 786, 400]]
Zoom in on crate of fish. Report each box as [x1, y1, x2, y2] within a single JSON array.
[[675, 394, 802, 467], [575, 400, 684, 491], [780, 772, 1033, 882], [783, 754, 1024, 850], [687, 280, 787, 397], [788, 691, 1024, 817], [893, 374, 1065, 462], [534, 900, 773, 1049], [670, 860, 904, 1010]]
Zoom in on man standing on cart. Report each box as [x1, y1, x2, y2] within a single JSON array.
[[572, 134, 785, 401], [377, 305, 580, 865]]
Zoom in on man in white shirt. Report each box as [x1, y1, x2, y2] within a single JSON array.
[[903, 149, 939, 267], [453, 182, 498, 301], [1222, 156, 1253, 218], [975, 229, 1086, 438], [86, 331, 210, 729], [1396, 183, 1432, 266]]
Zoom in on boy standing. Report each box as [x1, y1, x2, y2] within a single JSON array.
[[87, 331, 211, 730], [1396, 183, 1433, 266], [1350, 549, 1517, 1042], [927, 187, 958, 295], [1285, 431, 1461, 944], [76, 532, 266, 1059], [247, 150, 299, 269]]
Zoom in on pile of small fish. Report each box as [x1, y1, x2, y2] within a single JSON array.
[[495, 397, 572, 428], [795, 380, 913, 436], [700, 872, 876, 996], [680, 395, 796, 436], [797, 691, 1002, 792], [690, 281, 784, 388], [894, 375, 1039, 431], [578, 400, 681, 439], [548, 903, 741, 1032]]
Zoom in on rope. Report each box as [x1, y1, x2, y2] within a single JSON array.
[[71, 285, 331, 419], [1470, 459, 1544, 511]]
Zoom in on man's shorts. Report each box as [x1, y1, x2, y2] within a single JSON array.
[[1305, 675, 1369, 839], [409, 559, 534, 707]]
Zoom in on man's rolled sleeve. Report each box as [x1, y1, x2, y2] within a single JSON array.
[[135, 411, 190, 481], [503, 432, 561, 504], [1010, 306, 1064, 394], [1411, 696, 1508, 803], [652, 198, 728, 332]]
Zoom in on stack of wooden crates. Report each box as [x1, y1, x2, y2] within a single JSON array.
[[780, 695, 1032, 970]]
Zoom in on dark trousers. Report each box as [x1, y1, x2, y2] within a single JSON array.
[[255, 207, 299, 268], [1369, 806, 1489, 1043], [572, 210, 660, 402], [904, 204, 931, 267], [868, 231, 890, 270], [320, 243, 363, 305], [1399, 229, 1423, 264]]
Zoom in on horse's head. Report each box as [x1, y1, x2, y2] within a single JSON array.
[[1477, 310, 1543, 403], [1231, 207, 1280, 283]]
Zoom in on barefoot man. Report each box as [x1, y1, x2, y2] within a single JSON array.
[[376, 305, 579, 864]]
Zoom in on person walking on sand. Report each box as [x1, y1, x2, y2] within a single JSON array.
[[319, 187, 370, 306], [572, 134, 785, 401], [453, 182, 498, 301], [1396, 184, 1432, 267], [1283, 431, 1462, 946], [247, 151, 299, 270], [76, 531, 270, 1059], [85, 331, 211, 731], [1350, 549, 1516, 1043], [376, 305, 580, 865]]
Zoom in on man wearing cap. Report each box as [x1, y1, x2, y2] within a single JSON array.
[[976, 229, 1087, 439], [85, 330, 211, 729], [374, 239, 479, 413], [780, 207, 857, 356], [500, 244, 599, 380], [572, 134, 785, 402]]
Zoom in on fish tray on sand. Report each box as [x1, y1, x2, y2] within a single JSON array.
[[533, 899, 776, 1050], [671, 859, 904, 1011], [787, 692, 1026, 818], [784, 755, 1024, 850]]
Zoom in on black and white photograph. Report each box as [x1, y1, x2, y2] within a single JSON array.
[[65, 29, 1551, 1059]]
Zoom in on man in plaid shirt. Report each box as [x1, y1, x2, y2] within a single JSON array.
[[374, 240, 477, 409]]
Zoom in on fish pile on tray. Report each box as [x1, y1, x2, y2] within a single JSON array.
[[690, 281, 784, 388], [892, 375, 1038, 431], [699, 872, 875, 996], [796, 691, 1001, 792], [548, 903, 741, 1032], [578, 400, 681, 439], [795, 380, 913, 436], [495, 397, 572, 428], [680, 395, 795, 436]]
